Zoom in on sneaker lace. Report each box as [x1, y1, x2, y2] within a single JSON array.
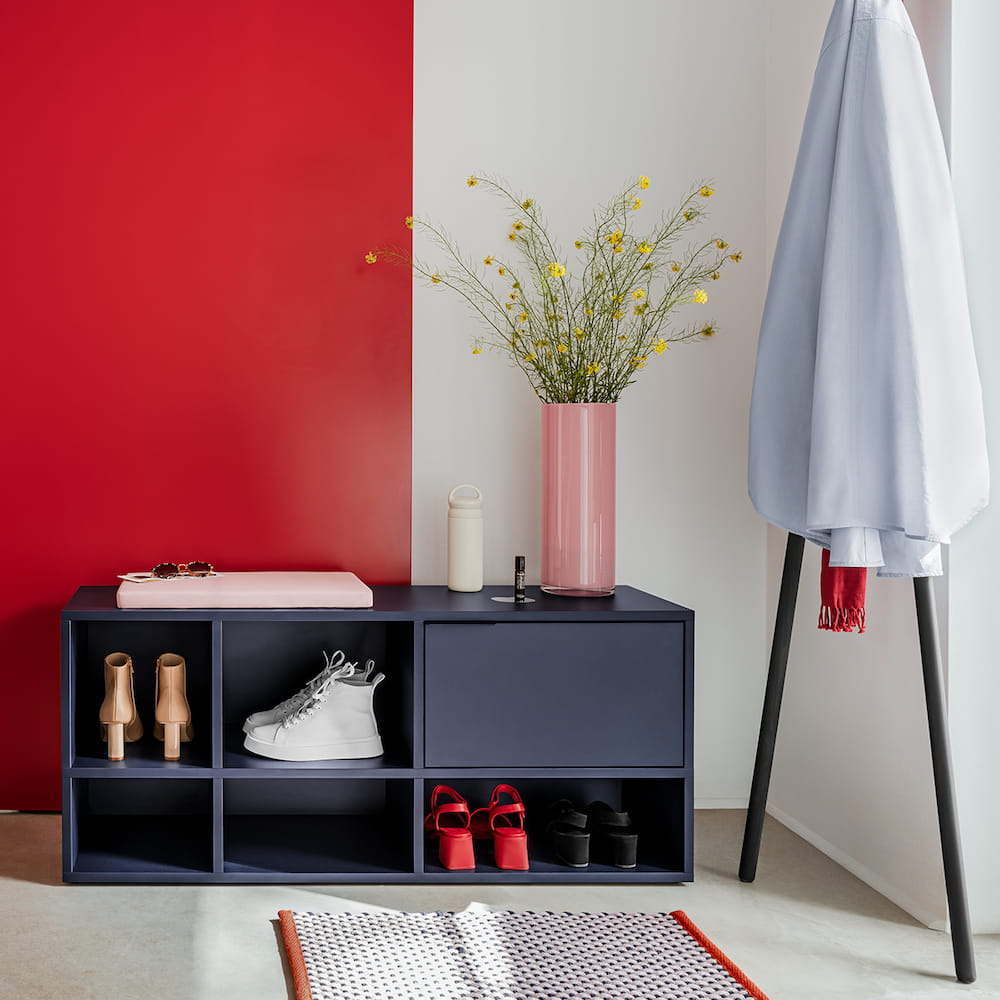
[[282, 657, 358, 727], [275, 650, 350, 716]]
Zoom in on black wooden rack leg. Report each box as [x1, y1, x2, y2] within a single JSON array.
[[739, 532, 976, 984]]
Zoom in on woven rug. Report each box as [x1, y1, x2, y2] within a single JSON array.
[[278, 908, 770, 1000]]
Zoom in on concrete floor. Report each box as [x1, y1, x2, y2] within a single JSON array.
[[1, 810, 998, 1000]]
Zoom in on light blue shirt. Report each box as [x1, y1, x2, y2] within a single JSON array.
[[749, 0, 988, 576]]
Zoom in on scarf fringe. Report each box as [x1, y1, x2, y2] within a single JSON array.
[[818, 605, 867, 634]]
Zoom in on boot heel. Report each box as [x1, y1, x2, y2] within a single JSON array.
[[106, 723, 124, 761], [494, 830, 529, 871], [162, 723, 181, 760], [439, 834, 475, 871], [608, 832, 639, 869]]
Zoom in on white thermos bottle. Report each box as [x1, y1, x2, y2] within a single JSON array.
[[447, 484, 483, 592]]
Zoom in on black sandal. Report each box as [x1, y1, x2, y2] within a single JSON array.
[[585, 800, 638, 868], [545, 799, 590, 868]]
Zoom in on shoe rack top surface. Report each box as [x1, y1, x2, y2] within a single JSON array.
[[63, 585, 694, 620]]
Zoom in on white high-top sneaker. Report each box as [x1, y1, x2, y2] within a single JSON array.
[[242, 650, 359, 734], [243, 660, 384, 761]]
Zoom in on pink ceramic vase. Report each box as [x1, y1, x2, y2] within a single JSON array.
[[540, 402, 616, 597]]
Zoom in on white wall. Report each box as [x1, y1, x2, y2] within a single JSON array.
[[412, 0, 769, 806], [949, 0, 1000, 935], [412, 0, 1000, 934]]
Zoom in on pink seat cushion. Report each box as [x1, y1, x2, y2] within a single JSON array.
[[116, 571, 373, 609]]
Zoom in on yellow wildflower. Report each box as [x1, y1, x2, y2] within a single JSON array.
[[508, 233, 517, 241], [519, 312, 529, 322], [612, 295, 623, 303], [405, 216, 414, 229], [548, 262, 567, 277], [512, 220, 525, 231], [575, 240, 583, 249], [607, 229, 623, 245], [692, 289, 708, 303], [430, 273, 441, 283], [632, 198, 642, 210], [613, 245, 623, 254], [365, 251, 378, 264], [613, 310, 624, 320], [715, 239, 729, 249], [633, 289, 645, 300], [637, 242, 654, 254], [585, 309, 594, 315], [498, 266, 506, 275], [670, 262, 681, 272], [683, 211, 694, 221], [522, 199, 534, 209], [638, 175, 650, 189], [634, 304, 647, 315], [535, 340, 548, 348], [701, 324, 716, 338], [574, 327, 585, 338], [709, 271, 720, 281], [525, 352, 537, 361], [632, 356, 647, 368], [729, 251, 743, 263], [505, 303, 513, 311], [467, 175, 479, 187], [484, 255, 494, 266], [472, 346, 482, 355], [509, 292, 519, 300], [699, 185, 715, 197], [557, 344, 568, 353], [586, 362, 601, 375], [654, 339, 668, 354]]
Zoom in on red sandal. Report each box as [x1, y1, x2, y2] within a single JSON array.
[[424, 785, 476, 871], [470, 783, 529, 871]]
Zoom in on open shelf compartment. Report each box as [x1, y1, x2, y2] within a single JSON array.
[[68, 777, 213, 877], [68, 619, 212, 769], [422, 777, 688, 878], [222, 777, 413, 875], [221, 620, 413, 769]]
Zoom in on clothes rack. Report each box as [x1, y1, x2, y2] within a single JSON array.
[[738, 532, 976, 984]]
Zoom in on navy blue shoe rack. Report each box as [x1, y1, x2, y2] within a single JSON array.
[[61, 585, 693, 884]]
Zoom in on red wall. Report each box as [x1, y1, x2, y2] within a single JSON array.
[[0, 1, 413, 808]]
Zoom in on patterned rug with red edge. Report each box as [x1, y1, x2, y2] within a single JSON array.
[[278, 908, 770, 1000]]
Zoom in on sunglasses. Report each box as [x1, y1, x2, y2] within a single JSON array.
[[150, 561, 215, 579]]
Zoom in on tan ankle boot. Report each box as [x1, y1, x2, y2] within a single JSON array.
[[99, 653, 143, 760], [154, 653, 193, 760]]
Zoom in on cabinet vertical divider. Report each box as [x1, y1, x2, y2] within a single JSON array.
[[212, 618, 224, 873], [211, 618, 223, 770], [212, 778, 224, 874], [683, 616, 695, 877], [412, 620, 424, 769], [412, 778, 425, 875], [412, 620, 425, 875]]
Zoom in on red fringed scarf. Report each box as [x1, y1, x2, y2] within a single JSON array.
[[818, 547, 867, 633]]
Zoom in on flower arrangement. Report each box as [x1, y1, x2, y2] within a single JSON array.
[[367, 174, 741, 404]]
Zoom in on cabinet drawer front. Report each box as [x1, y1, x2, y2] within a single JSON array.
[[424, 622, 685, 767]]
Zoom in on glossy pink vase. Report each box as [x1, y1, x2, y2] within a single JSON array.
[[541, 403, 616, 597]]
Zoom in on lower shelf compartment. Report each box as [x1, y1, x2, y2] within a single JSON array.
[[224, 815, 409, 874], [422, 776, 689, 879], [69, 778, 212, 876], [222, 777, 413, 875]]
